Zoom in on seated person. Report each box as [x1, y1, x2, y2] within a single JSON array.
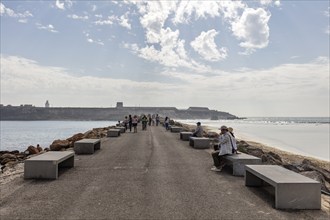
[[192, 122, 203, 137], [211, 125, 234, 172]]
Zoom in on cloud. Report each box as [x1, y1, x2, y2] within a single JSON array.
[[324, 7, 330, 17], [55, 0, 73, 10], [84, 32, 104, 45], [0, 55, 177, 107], [125, 28, 210, 72], [0, 2, 33, 19], [1, 54, 328, 116], [67, 14, 89, 20], [36, 23, 58, 33], [231, 7, 271, 53], [190, 29, 228, 61], [118, 13, 131, 30], [94, 16, 116, 25], [260, 0, 281, 7], [325, 25, 330, 35]]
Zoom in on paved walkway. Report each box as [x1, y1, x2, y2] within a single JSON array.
[[0, 126, 327, 219]]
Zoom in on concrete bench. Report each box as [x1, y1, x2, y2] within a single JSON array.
[[224, 153, 261, 176], [171, 126, 182, 133], [107, 129, 121, 137], [245, 165, 321, 209], [180, 132, 193, 141], [24, 151, 74, 179], [189, 137, 211, 149], [115, 126, 126, 133], [74, 139, 101, 154]]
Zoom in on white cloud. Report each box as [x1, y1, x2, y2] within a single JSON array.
[[118, 13, 131, 30], [36, 23, 58, 33], [190, 29, 228, 61], [0, 3, 33, 19], [231, 7, 271, 53], [67, 14, 89, 20], [94, 16, 116, 25], [325, 25, 330, 35], [125, 28, 210, 72], [0, 55, 177, 107], [1, 55, 328, 116], [55, 0, 73, 10], [324, 7, 330, 17]]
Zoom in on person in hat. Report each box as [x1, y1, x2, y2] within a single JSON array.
[[192, 122, 203, 137], [211, 125, 235, 172]]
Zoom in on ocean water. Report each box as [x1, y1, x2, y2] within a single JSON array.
[[177, 117, 330, 161], [0, 121, 116, 152], [1, 118, 329, 161]]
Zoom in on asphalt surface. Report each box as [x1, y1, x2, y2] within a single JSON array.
[[0, 125, 328, 219]]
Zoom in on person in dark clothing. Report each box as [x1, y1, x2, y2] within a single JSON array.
[[128, 115, 133, 132]]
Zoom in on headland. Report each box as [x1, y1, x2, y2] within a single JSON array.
[[0, 102, 239, 121]]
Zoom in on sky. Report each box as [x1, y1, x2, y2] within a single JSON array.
[[0, 0, 329, 117]]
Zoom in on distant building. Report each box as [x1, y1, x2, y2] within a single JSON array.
[[116, 102, 123, 108], [45, 100, 50, 108], [187, 107, 209, 111]]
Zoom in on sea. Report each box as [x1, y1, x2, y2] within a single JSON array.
[[0, 121, 117, 152], [0, 118, 329, 161], [177, 117, 330, 161]]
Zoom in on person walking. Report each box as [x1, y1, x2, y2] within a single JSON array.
[[123, 116, 128, 131], [128, 115, 133, 132], [132, 115, 138, 133], [164, 116, 170, 130], [142, 115, 148, 130], [156, 114, 160, 126]]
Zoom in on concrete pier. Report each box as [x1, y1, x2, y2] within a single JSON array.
[[0, 126, 326, 219]]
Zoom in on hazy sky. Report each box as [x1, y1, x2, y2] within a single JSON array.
[[1, 0, 329, 117]]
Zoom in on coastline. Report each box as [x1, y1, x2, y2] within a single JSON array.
[[1, 121, 329, 213], [205, 126, 330, 170]]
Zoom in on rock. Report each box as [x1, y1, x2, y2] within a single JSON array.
[[261, 152, 283, 165], [300, 160, 330, 183], [26, 146, 39, 155], [50, 140, 70, 151], [0, 157, 16, 165], [283, 163, 305, 173], [207, 132, 219, 138], [267, 151, 282, 162], [66, 133, 84, 147], [0, 153, 17, 161], [300, 171, 330, 194], [44, 148, 50, 151], [10, 150, 19, 154], [246, 147, 264, 158]]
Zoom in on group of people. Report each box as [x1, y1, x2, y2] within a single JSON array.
[[120, 114, 161, 133], [190, 122, 237, 172], [211, 125, 237, 172]]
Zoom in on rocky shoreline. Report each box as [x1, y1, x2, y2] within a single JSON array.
[[1, 121, 329, 212]]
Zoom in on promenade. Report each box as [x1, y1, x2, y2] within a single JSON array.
[[0, 126, 327, 219]]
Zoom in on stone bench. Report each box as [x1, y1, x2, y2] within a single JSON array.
[[24, 151, 74, 179], [171, 126, 182, 133], [180, 132, 193, 141], [107, 129, 121, 137], [115, 126, 126, 133], [245, 165, 321, 209], [224, 153, 261, 176], [74, 138, 101, 154], [189, 137, 211, 149]]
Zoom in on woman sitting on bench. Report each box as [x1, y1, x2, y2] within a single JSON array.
[[211, 125, 236, 172]]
